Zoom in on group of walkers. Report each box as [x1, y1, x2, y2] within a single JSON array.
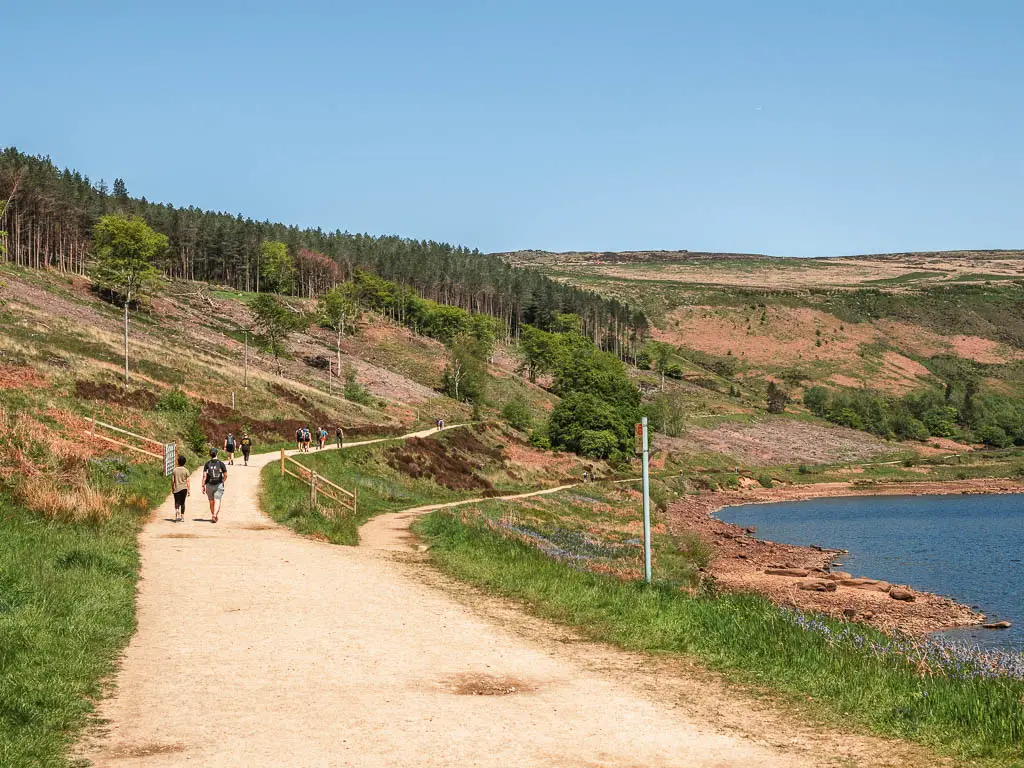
[[170, 425, 345, 524], [295, 425, 344, 452]]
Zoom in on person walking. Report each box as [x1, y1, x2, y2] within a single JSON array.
[[335, 426, 344, 450], [202, 448, 228, 523], [295, 427, 303, 451], [170, 454, 190, 522], [240, 433, 252, 466], [224, 432, 237, 465], [303, 427, 312, 453], [319, 427, 327, 450]]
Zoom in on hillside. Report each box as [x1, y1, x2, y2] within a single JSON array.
[[493, 248, 1024, 448]]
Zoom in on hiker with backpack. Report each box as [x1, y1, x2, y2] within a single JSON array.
[[170, 454, 190, 523], [295, 427, 303, 451], [335, 426, 344, 450], [303, 427, 312, 453], [240, 433, 252, 466], [224, 433, 237, 465], [202, 448, 228, 523], [319, 427, 327, 450]]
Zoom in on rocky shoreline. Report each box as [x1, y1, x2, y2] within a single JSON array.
[[666, 478, 1024, 636]]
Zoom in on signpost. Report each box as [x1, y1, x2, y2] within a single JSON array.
[[163, 442, 176, 477], [638, 418, 652, 584]]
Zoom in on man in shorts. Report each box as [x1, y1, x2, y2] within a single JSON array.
[[224, 432, 237, 465], [240, 433, 253, 466], [295, 427, 303, 451], [335, 426, 344, 449], [202, 447, 228, 523]]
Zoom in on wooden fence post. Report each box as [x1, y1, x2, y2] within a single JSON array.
[[310, 471, 318, 509], [353, 487, 357, 517], [280, 448, 285, 476]]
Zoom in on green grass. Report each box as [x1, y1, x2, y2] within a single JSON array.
[[416, 512, 1024, 765], [0, 464, 167, 768], [258, 430, 536, 545]]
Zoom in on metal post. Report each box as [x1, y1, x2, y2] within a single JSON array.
[[232, 391, 235, 410], [641, 416, 652, 584], [243, 331, 249, 389]]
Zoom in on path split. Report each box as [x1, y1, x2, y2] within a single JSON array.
[[79, 425, 934, 767]]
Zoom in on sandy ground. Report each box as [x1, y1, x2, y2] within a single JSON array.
[[78, 430, 942, 768]]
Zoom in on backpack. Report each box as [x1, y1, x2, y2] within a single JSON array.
[[206, 460, 224, 485], [226, 437, 236, 451], [296, 429, 302, 440]]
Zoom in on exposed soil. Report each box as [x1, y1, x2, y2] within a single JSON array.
[[667, 479, 1024, 634], [684, 420, 897, 466]]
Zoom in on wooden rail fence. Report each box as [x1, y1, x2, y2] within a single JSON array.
[[280, 449, 357, 516]]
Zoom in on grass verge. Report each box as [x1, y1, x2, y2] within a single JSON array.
[[0, 464, 166, 768], [415, 511, 1024, 766]]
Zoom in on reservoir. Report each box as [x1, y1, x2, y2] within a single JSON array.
[[717, 493, 1024, 648]]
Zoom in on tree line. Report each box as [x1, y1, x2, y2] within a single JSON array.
[[0, 147, 648, 357]]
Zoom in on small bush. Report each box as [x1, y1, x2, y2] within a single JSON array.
[[756, 473, 774, 489], [797, 464, 810, 475], [501, 396, 533, 431], [184, 417, 207, 454], [343, 365, 374, 405], [528, 428, 551, 451], [155, 388, 192, 413]]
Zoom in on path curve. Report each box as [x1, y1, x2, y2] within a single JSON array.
[[358, 484, 577, 551], [78, 426, 925, 767]]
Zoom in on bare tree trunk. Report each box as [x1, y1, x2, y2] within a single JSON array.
[[124, 301, 130, 388]]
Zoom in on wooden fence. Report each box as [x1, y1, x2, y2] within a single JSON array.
[[87, 417, 164, 459], [280, 449, 357, 516]]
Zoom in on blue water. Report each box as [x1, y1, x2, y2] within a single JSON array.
[[717, 494, 1024, 649]]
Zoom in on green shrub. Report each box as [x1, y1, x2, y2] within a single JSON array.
[[184, 417, 207, 454], [976, 423, 1012, 448], [501, 396, 533, 431], [579, 429, 620, 459], [343, 365, 374, 405], [756, 473, 774, 488], [155, 388, 193, 413], [548, 392, 630, 456], [528, 428, 551, 451]]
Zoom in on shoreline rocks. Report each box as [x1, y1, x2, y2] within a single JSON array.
[[665, 477, 1024, 635]]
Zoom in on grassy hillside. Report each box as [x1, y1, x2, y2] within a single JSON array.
[[496, 249, 1024, 453]]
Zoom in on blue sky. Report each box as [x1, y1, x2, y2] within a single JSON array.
[[5, 1, 1022, 256]]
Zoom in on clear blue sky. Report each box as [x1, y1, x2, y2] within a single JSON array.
[[6, 1, 1023, 256]]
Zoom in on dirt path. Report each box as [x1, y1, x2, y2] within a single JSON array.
[[358, 484, 578, 551], [79, 429, 937, 768]]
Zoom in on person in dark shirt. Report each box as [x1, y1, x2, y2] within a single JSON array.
[[240, 434, 253, 466], [202, 448, 228, 523]]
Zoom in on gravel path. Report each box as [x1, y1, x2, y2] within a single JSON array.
[[79, 430, 933, 768]]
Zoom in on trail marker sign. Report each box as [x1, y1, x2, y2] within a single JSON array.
[[164, 442, 176, 476]]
